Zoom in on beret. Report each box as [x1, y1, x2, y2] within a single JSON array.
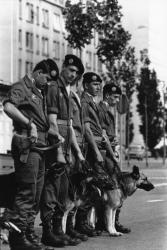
[[33, 59, 59, 81], [103, 83, 122, 95], [82, 72, 102, 85], [64, 54, 84, 75]]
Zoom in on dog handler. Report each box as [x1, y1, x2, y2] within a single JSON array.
[[77, 72, 115, 233], [98, 83, 131, 233], [3, 59, 59, 250], [40, 54, 85, 247]]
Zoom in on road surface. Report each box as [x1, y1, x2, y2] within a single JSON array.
[[1, 162, 167, 250]]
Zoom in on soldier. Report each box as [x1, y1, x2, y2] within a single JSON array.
[[98, 83, 131, 233], [65, 84, 89, 242], [76, 72, 115, 235], [40, 54, 85, 247], [3, 59, 59, 250]]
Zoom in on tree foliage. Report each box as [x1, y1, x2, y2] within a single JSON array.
[[137, 51, 163, 150], [63, 0, 98, 50]]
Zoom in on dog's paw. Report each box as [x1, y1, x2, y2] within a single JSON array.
[[109, 232, 123, 237]]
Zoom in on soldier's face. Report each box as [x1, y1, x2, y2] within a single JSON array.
[[34, 70, 51, 90], [108, 94, 120, 106], [62, 65, 79, 85], [86, 81, 101, 97]]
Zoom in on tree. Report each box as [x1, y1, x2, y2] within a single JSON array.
[[94, 0, 137, 146], [137, 50, 163, 150], [63, 0, 98, 52]]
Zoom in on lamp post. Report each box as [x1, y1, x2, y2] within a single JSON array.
[[162, 85, 167, 167], [144, 95, 149, 167]]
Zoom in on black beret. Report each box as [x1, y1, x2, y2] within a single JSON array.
[[82, 72, 102, 85], [103, 83, 122, 96], [64, 54, 84, 75], [33, 59, 59, 81]]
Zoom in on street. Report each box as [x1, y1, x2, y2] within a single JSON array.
[[1, 159, 167, 250]]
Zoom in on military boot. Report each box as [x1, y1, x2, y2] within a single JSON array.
[[66, 212, 88, 241], [52, 215, 81, 246], [41, 220, 68, 247], [8, 231, 42, 250], [115, 209, 131, 234], [75, 209, 97, 237], [26, 227, 43, 249]]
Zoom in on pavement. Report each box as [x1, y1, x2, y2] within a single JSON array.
[[0, 157, 167, 250]]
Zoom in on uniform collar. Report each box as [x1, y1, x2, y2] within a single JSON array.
[[71, 90, 81, 107], [82, 92, 94, 103], [23, 75, 43, 99]]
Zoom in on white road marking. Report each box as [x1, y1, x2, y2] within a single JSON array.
[[147, 199, 164, 203], [154, 183, 167, 187], [150, 177, 167, 179]]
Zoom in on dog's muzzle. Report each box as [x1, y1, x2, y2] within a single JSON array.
[[137, 181, 154, 191]]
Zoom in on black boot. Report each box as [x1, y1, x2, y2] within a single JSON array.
[[41, 220, 68, 247], [8, 231, 42, 250], [115, 209, 131, 234], [66, 212, 88, 241], [75, 209, 97, 237], [53, 215, 81, 246], [26, 229, 43, 248]]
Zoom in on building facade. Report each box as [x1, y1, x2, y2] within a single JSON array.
[[0, 0, 103, 153]]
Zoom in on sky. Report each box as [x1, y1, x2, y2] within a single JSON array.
[[119, 0, 167, 88]]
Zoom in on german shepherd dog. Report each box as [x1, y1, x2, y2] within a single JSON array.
[[62, 165, 112, 234], [88, 165, 154, 236]]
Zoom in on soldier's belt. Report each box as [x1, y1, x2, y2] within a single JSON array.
[[94, 136, 103, 143], [57, 119, 71, 126], [15, 129, 48, 142], [13, 132, 61, 151]]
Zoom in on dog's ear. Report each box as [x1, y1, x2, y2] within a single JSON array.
[[132, 165, 140, 180]]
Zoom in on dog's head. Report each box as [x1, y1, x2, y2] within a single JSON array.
[[131, 165, 154, 191]]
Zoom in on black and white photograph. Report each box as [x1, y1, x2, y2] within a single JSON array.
[[0, 0, 167, 250]]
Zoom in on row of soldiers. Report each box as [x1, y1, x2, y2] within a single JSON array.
[[2, 54, 130, 250]]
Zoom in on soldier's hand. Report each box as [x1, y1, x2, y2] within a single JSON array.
[[96, 152, 104, 164], [30, 123, 38, 143], [57, 134, 65, 144], [111, 137, 119, 146], [77, 151, 85, 162]]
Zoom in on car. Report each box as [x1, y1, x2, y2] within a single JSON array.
[[126, 144, 145, 161]]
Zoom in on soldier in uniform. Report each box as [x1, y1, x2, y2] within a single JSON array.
[[77, 72, 115, 235], [3, 59, 59, 250], [98, 83, 131, 233], [65, 83, 89, 242], [40, 54, 85, 247]]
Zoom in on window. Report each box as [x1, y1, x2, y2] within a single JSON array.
[[42, 9, 49, 28], [25, 61, 33, 75], [19, 0, 22, 19], [62, 42, 65, 60], [86, 51, 92, 69], [42, 37, 49, 56], [53, 13, 61, 31], [18, 29, 22, 48], [53, 41, 60, 61], [36, 35, 40, 54], [36, 6, 39, 25], [18, 59, 22, 79], [26, 32, 33, 50], [67, 44, 72, 54], [26, 3, 34, 23]]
